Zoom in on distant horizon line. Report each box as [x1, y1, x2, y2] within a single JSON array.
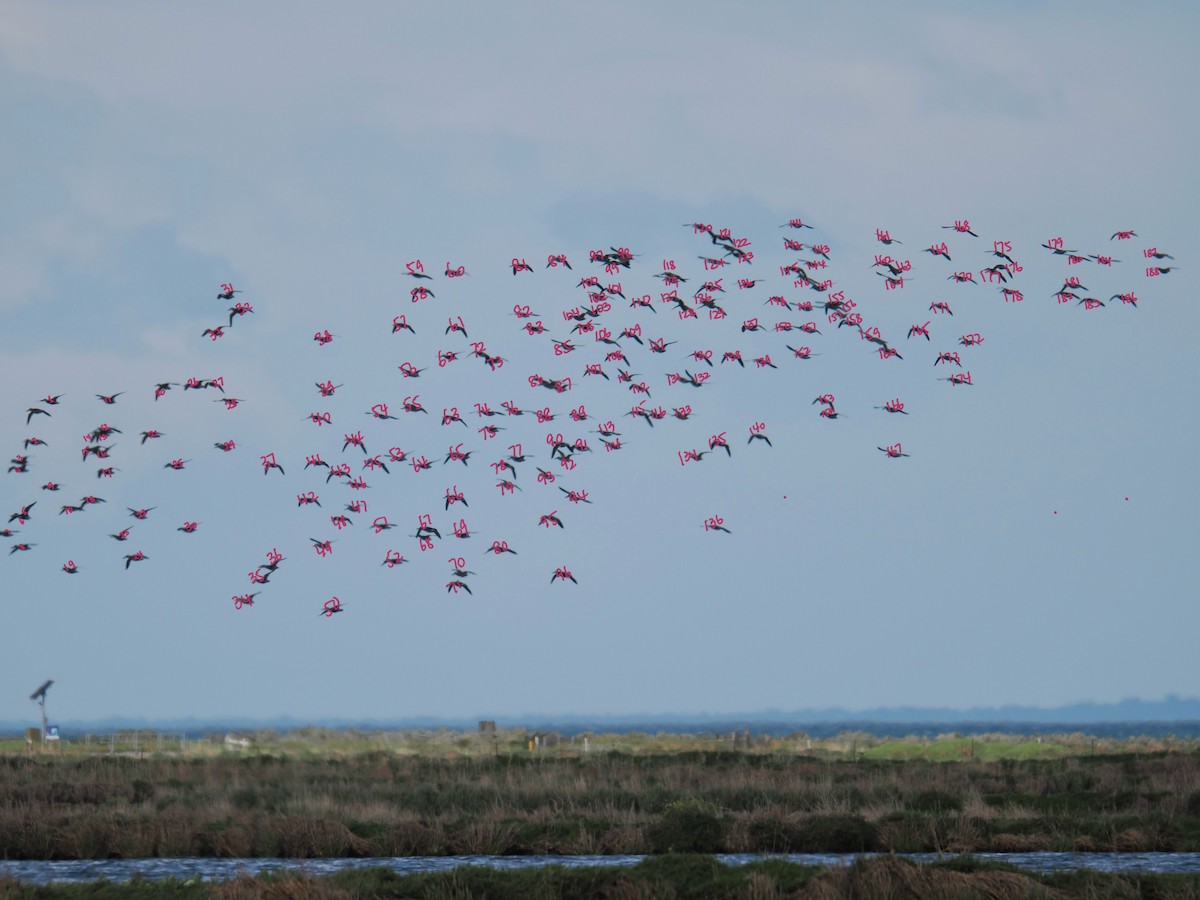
[[4, 695, 1199, 732]]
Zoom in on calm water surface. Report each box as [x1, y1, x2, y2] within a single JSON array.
[[4, 853, 1200, 884]]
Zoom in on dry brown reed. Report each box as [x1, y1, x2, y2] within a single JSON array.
[[798, 856, 1069, 900], [2, 745, 1199, 858]]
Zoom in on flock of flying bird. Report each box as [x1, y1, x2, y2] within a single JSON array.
[[4, 217, 1171, 615]]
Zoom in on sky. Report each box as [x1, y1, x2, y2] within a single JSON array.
[[1, 0, 1198, 727]]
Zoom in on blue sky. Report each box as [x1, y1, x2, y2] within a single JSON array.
[[1, 1, 1197, 725]]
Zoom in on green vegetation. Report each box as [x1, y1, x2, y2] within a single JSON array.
[[7, 726, 1194, 762], [1, 728, 1199, 860]]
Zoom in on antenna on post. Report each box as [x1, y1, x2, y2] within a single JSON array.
[[29, 680, 53, 743]]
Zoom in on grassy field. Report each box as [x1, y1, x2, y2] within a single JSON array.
[[4, 725, 1194, 760], [2, 728, 1200, 860], [0, 730, 834, 758]]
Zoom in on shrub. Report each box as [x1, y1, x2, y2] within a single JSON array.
[[909, 789, 962, 813], [1187, 791, 1200, 816], [634, 854, 729, 900], [646, 799, 727, 853], [746, 815, 806, 852], [231, 787, 258, 810], [130, 779, 156, 804], [796, 814, 877, 852]]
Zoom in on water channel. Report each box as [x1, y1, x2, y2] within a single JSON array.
[[4, 852, 1200, 884]]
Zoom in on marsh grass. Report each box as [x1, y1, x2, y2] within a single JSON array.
[[2, 733, 1200, 858]]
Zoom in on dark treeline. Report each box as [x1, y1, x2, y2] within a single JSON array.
[[3, 748, 1200, 859]]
